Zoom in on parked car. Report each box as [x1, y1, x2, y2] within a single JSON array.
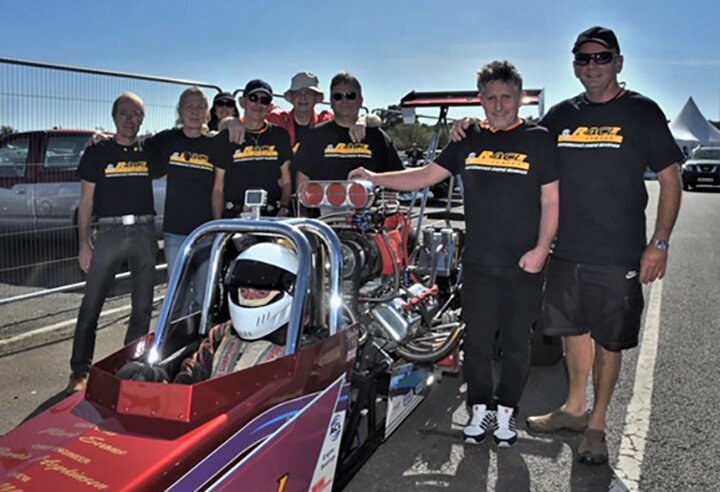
[[0, 129, 165, 234], [681, 145, 720, 191]]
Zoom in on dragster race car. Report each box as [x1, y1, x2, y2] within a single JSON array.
[[0, 181, 465, 491]]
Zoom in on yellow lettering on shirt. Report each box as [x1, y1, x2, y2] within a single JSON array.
[[169, 151, 214, 170], [558, 126, 623, 144], [104, 161, 149, 175], [233, 145, 279, 161], [324, 143, 372, 157], [466, 150, 530, 170]]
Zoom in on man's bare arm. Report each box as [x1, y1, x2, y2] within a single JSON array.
[[77, 180, 95, 273], [640, 163, 682, 283], [348, 162, 451, 191], [518, 180, 559, 273], [211, 168, 226, 219]]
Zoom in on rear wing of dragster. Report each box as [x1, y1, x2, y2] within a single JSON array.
[[394, 88, 544, 232]]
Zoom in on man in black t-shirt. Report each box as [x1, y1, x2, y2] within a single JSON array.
[[295, 71, 404, 185], [349, 61, 559, 448], [67, 92, 159, 394], [521, 27, 682, 465], [213, 79, 293, 217]]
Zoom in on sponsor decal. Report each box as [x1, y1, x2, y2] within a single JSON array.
[[38, 458, 109, 490], [324, 143, 372, 159], [558, 126, 623, 148], [232, 145, 280, 162], [0, 448, 31, 461], [329, 415, 342, 442], [311, 476, 332, 492], [104, 160, 149, 176], [77, 436, 126, 456], [38, 428, 79, 438]]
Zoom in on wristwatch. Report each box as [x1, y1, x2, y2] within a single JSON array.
[[650, 238, 669, 250]]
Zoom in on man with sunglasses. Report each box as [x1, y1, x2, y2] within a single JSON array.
[[213, 79, 293, 218], [521, 26, 683, 465], [295, 71, 404, 187]]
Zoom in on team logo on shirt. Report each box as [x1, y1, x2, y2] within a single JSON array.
[[558, 126, 623, 148], [169, 151, 214, 171], [232, 145, 279, 162], [104, 160, 149, 177], [465, 150, 530, 175], [324, 143, 372, 159], [292, 142, 301, 154]]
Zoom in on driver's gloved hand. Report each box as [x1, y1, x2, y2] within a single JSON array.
[[115, 361, 170, 383]]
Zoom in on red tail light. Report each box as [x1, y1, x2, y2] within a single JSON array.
[[326, 182, 347, 207], [348, 181, 370, 208], [302, 182, 324, 207]]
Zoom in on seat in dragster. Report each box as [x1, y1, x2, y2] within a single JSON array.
[[0, 181, 466, 492]]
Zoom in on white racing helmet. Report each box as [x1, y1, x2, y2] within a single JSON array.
[[224, 242, 298, 340]]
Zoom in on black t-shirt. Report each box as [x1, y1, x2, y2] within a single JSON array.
[[295, 121, 404, 180], [293, 121, 312, 155], [215, 125, 292, 205], [435, 122, 558, 267], [77, 139, 155, 218], [145, 129, 221, 235], [540, 91, 683, 266]]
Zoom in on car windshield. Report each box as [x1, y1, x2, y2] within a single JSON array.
[[692, 148, 720, 160]]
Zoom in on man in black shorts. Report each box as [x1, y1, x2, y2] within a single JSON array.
[[295, 71, 404, 185], [67, 92, 159, 393], [349, 61, 559, 447], [523, 27, 683, 464]]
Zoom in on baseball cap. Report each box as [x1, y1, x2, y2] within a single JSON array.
[[213, 91, 234, 103], [243, 79, 273, 97], [286, 72, 322, 94], [572, 26, 621, 54]]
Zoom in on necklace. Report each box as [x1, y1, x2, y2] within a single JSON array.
[[246, 122, 269, 147]]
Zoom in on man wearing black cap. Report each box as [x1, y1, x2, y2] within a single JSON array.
[[212, 79, 292, 218], [524, 26, 682, 465]]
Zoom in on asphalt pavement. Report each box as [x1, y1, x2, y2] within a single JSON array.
[[1, 183, 718, 491]]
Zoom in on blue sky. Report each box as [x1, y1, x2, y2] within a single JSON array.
[[2, 0, 719, 122]]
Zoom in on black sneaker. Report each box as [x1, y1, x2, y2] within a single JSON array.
[[493, 404, 517, 447], [463, 404, 496, 443]]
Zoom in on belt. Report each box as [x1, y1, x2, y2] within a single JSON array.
[[96, 214, 155, 225]]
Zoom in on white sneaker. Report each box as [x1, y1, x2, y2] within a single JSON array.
[[463, 404, 496, 443], [494, 404, 517, 447]]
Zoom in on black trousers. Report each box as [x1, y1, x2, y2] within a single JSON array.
[[70, 223, 157, 373], [462, 264, 543, 408]]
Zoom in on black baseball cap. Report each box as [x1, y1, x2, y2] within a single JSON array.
[[213, 91, 234, 103], [243, 79, 273, 97], [572, 26, 621, 54]]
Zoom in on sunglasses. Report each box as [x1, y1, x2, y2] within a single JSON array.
[[247, 93, 272, 105], [332, 91, 358, 101], [574, 51, 615, 66], [215, 100, 235, 108]]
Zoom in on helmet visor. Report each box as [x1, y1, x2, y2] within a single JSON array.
[[224, 258, 296, 292]]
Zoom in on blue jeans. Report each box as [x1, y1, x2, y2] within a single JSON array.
[[163, 232, 211, 318]]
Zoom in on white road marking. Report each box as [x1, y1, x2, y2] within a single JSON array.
[[0, 295, 164, 350], [615, 279, 663, 491]]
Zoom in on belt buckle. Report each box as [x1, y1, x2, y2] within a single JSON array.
[[121, 215, 135, 226]]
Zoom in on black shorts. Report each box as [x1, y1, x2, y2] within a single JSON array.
[[541, 258, 644, 351]]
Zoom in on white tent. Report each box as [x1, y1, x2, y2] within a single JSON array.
[[669, 97, 720, 153]]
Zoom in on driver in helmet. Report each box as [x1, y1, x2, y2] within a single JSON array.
[[173, 242, 298, 384]]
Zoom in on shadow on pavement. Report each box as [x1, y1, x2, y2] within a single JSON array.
[[20, 389, 70, 425]]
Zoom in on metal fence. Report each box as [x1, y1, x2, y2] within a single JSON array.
[[0, 57, 222, 299]]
